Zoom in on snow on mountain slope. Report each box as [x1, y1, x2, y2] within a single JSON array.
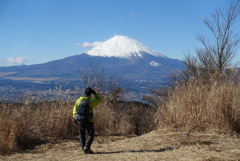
[[86, 35, 166, 59]]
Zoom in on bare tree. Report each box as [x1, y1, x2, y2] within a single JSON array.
[[78, 66, 93, 88], [78, 61, 105, 90], [78, 61, 124, 100], [186, 0, 240, 76]]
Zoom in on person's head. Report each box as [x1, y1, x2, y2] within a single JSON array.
[[84, 87, 92, 97]]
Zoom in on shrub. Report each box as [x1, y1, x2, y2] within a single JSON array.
[[0, 101, 76, 154], [94, 98, 156, 136], [158, 75, 240, 132]]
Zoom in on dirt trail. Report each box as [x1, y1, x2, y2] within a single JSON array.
[[1, 129, 240, 161]]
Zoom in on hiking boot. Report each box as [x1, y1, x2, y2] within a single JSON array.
[[84, 147, 94, 154]]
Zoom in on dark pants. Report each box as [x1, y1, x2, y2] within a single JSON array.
[[78, 122, 95, 150]]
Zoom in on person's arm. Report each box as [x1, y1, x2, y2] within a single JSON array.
[[90, 93, 102, 108]]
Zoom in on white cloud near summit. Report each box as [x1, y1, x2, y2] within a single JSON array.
[[75, 41, 102, 48], [6, 57, 28, 65]]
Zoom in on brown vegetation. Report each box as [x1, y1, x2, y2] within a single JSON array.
[[158, 72, 240, 133], [0, 101, 76, 153], [0, 91, 156, 154], [94, 98, 156, 136]]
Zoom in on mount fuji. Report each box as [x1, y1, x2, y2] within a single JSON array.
[[0, 35, 185, 93], [87, 35, 165, 58]]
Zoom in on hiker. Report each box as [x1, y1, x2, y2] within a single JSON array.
[[73, 87, 102, 154]]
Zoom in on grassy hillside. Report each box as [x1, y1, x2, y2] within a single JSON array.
[[1, 74, 240, 160]]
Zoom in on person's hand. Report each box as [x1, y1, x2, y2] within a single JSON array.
[[91, 89, 96, 95]]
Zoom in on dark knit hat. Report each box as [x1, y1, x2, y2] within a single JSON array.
[[84, 87, 92, 96]]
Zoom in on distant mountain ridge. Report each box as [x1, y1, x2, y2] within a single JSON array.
[[0, 35, 185, 93]]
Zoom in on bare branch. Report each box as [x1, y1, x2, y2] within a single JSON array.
[[195, 1, 240, 75]]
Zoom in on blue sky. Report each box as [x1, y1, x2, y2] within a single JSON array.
[[0, 0, 236, 66]]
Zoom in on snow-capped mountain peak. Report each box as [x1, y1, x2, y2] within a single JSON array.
[[86, 35, 166, 58]]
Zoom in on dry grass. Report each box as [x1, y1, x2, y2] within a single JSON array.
[[1, 129, 239, 161], [1, 72, 240, 160], [158, 75, 240, 132], [0, 93, 156, 154], [94, 98, 156, 136], [0, 101, 77, 153]]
